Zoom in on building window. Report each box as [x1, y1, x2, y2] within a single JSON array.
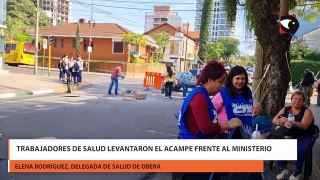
[[53, 38, 57, 48], [163, 29, 168, 33], [61, 39, 64, 48], [113, 41, 124, 54], [170, 41, 180, 55], [72, 39, 76, 48], [11, 44, 16, 50]]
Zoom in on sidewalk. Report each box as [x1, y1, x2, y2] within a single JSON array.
[[0, 70, 89, 99], [0, 65, 146, 99]]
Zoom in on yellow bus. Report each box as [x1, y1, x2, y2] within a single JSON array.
[[5, 41, 35, 66]]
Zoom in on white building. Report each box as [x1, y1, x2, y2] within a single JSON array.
[[33, 0, 71, 26], [294, 27, 320, 51], [195, 0, 236, 42], [144, 6, 182, 32], [143, 23, 198, 71]]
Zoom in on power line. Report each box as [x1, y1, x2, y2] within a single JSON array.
[[93, 0, 197, 5], [73, 0, 145, 27], [71, 0, 210, 12]]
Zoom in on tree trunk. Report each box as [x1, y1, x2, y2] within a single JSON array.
[[252, 41, 265, 102], [252, 0, 292, 117]]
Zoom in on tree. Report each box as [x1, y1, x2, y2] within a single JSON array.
[[205, 41, 225, 60], [122, 33, 147, 63], [198, 0, 213, 62], [75, 23, 81, 57], [223, 0, 319, 117], [290, 44, 312, 60], [6, 0, 49, 41], [150, 32, 170, 62], [217, 37, 240, 59]]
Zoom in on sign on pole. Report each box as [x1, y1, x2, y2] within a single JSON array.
[[42, 39, 47, 49], [173, 59, 178, 66], [88, 46, 92, 53]]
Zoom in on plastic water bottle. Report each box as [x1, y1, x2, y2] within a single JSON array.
[[288, 112, 295, 125], [252, 124, 261, 139]]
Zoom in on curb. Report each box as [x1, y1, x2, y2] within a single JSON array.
[[0, 83, 90, 99]]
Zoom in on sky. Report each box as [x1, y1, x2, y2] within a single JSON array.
[[70, 0, 319, 56]]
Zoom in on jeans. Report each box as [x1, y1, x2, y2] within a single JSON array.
[[59, 69, 63, 79], [73, 72, 79, 84], [165, 82, 173, 97], [108, 77, 119, 94], [79, 70, 82, 83], [278, 136, 312, 173], [182, 84, 189, 98]]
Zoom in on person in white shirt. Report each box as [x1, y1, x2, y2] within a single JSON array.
[[78, 57, 84, 83]]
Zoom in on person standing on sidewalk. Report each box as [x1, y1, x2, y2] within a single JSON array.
[[181, 71, 193, 99], [73, 58, 82, 85], [164, 65, 174, 99], [108, 63, 125, 95], [68, 57, 74, 83], [58, 55, 65, 81], [78, 57, 84, 83], [300, 69, 315, 106], [61, 55, 68, 82]]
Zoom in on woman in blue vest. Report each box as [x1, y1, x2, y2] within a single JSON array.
[[212, 65, 253, 139], [175, 60, 243, 180]]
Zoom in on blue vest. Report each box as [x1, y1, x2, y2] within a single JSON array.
[[220, 87, 253, 139], [177, 86, 216, 139]]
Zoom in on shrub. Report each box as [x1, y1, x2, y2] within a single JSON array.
[[304, 51, 320, 63]]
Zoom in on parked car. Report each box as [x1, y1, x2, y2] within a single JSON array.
[[247, 71, 253, 85], [173, 69, 202, 91]]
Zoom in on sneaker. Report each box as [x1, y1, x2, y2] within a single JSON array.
[[276, 169, 289, 180], [289, 172, 301, 180], [108, 93, 113, 95], [169, 97, 172, 99], [165, 96, 168, 99]]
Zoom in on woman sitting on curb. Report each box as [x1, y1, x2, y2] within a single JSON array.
[[272, 91, 315, 180]]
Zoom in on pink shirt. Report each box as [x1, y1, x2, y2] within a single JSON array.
[[111, 66, 121, 78], [212, 92, 228, 124]]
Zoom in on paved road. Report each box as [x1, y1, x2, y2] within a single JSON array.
[[0, 82, 184, 180]]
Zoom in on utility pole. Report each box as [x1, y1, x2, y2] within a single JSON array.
[[34, 0, 40, 75], [87, 0, 94, 73], [184, 22, 189, 71]]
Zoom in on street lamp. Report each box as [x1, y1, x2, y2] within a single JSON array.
[[34, 0, 40, 75]]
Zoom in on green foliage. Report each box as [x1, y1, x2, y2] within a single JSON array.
[[6, 0, 49, 41], [122, 33, 148, 63], [291, 60, 320, 85], [217, 37, 240, 59], [290, 44, 312, 60], [223, 0, 237, 23], [206, 41, 225, 60], [122, 33, 147, 47], [198, 0, 213, 62], [291, 0, 320, 22], [14, 32, 31, 42], [304, 50, 320, 62], [76, 23, 81, 57], [151, 32, 170, 62]]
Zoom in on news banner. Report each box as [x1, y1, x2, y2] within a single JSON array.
[[8, 139, 297, 172]]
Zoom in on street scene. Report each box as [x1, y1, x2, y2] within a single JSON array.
[[0, 0, 320, 180]]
